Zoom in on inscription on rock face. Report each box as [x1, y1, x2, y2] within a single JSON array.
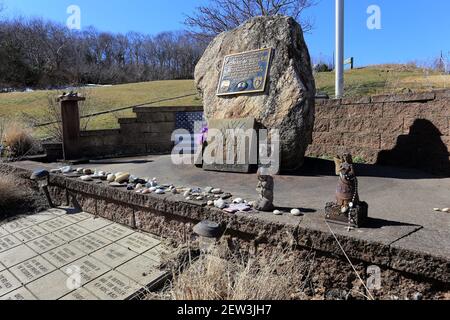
[[217, 48, 272, 96], [9, 256, 56, 284], [84, 271, 141, 300]]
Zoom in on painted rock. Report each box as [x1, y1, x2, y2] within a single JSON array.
[[83, 169, 92, 175], [233, 198, 244, 204], [291, 209, 302, 216], [115, 173, 130, 184], [106, 174, 116, 182]]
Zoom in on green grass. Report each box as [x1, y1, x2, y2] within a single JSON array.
[[0, 64, 448, 135], [315, 64, 449, 97]]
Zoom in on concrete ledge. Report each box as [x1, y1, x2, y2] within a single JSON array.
[[2, 161, 449, 285]]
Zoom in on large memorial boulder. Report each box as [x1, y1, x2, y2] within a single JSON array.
[[195, 15, 316, 171]]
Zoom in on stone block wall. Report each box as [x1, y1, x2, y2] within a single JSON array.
[[43, 105, 203, 161], [306, 90, 450, 175]]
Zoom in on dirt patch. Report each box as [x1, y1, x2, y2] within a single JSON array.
[[0, 169, 49, 219]]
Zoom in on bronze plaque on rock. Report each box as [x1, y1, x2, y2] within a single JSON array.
[[217, 48, 272, 96]]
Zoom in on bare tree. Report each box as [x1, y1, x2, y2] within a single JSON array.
[[185, 0, 316, 41]]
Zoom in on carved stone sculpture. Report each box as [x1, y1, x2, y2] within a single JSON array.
[[325, 153, 368, 228], [255, 168, 274, 212]]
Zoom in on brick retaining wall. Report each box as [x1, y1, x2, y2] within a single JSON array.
[[307, 90, 450, 175]]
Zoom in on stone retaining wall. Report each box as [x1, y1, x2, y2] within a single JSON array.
[[43, 105, 203, 161], [2, 162, 448, 299], [307, 90, 450, 175]]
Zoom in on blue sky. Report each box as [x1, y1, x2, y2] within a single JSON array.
[[1, 0, 449, 67]]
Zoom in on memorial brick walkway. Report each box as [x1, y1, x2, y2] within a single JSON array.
[[0, 208, 169, 300]]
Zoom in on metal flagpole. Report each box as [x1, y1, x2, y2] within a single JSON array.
[[335, 0, 344, 98]]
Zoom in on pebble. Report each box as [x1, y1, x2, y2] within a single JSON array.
[[135, 183, 143, 190], [433, 208, 441, 212], [149, 178, 158, 187], [204, 187, 213, 193], [83, 169, 92, 175], [207, 200, 214, 206], [115, 173, 130, 184], [127, 184, 134, 191], [233, 198, 244, 204], [186, 197, 192, 201], [50, 168, 62, 174], [76, 168, 84, 174], [196, 196, 204, 201], [291, 209, 302, 216], [106, 174, 116, 182], [61, 166, 72, 173], [211, 188, 223, 194], [80, 175, 93, 181], [150, 187, 158, 192], [214, 199, 227, 209], [221, 193, 232, 200], [183, 190, 191, 197], [442, 208, 449, 213], [273, 210, 282, 216], [155, 189, 165, 194], [141, 188, 151, 194], [171, 188, 178, 194]]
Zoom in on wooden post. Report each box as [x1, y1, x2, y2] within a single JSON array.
[[58, 93, 85, 160]]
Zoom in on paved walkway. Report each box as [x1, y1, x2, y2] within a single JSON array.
[[0, 208, 169, 300]]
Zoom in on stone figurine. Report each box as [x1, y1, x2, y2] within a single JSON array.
[[255, 167, 274, 212], [325, 153, 368, 228], [334, 153, 359, 213]]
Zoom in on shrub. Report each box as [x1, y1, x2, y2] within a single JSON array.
[[2, 121, 35, 157], [164, 245, 314, 300]]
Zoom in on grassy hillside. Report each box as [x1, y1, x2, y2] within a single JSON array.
[[0, 65, 448, 135]]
